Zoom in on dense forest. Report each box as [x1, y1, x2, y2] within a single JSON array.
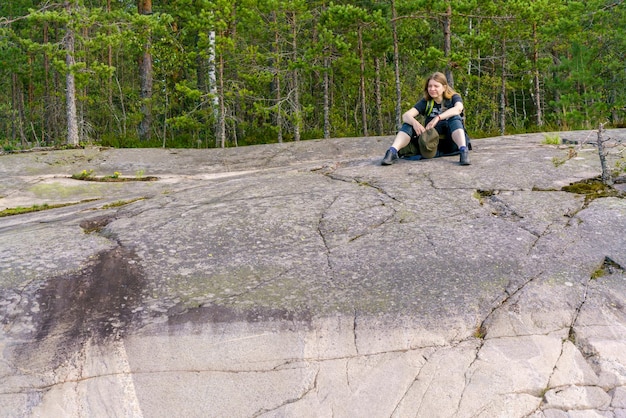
[[1, 0, 625, 150]]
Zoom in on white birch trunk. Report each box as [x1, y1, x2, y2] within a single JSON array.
[[208, 31, 219, 120], [65, 16, 79, 146]]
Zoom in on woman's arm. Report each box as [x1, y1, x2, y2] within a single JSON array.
[[402, 107, 425, 136], [425, 101, 464, 130]]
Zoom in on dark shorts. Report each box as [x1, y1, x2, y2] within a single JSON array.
[[398, 115, 469, 157]]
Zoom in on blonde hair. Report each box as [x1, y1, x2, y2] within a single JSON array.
[[423, 72, 458, 100]]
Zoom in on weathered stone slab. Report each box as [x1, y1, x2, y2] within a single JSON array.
[[543, 385, 612, 410], [1, 130, 625, 416], [549, 341, 600, 388]]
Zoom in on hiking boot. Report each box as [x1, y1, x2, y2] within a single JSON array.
[[460, 148, 470, 165], [381, 149, 398, 165]]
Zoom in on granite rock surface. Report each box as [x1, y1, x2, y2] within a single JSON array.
[[1, 130, 625, 417]]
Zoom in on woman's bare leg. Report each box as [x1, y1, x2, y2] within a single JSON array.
[[391, 131, 411, 150], [451, 128, 466, 148], [451, 128, 470, 165]]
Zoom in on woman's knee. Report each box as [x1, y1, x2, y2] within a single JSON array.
[[447, 116, 464, 132], [451, 128, 465, 139], [398, 123, 414, 137], [392, 130, 411, 149]]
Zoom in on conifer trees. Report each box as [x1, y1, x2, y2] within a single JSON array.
[[0, 0, 624, 149]]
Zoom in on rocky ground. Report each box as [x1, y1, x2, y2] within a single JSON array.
[[0, 130, 625, 417]]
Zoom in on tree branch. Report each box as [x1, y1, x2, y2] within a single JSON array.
[[391, 12, 516, 23], [0, 2, 60, 25]]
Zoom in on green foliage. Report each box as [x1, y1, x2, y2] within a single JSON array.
[[71, 169, 94, 180], [0, 203, 51, 217], [591, 268, 605, 280], [101, 198, 145, 210], [0, 202, 75, 217], [552, 148, 577, 168], [542, 134, 561, 145]]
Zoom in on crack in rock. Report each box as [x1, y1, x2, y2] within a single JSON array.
[[476, 189, 524, 220], [251, 368, 320, 417], [519, 266, 600, 414], [599, 256, 625, 275], [455, 344, 483, 415], [353, 309, 359, 356], [315, 171, 399, 244], [478, 271, 546, 339], [316, 166, 401, 204], [454, 270, 548, 414], [567, 274, 592, 345], [317, 195, 339, 283], [391, 348, 446, 417], [527, 221, 555, 254]]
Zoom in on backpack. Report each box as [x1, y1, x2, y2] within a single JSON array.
[[425, 99, 435, 118]]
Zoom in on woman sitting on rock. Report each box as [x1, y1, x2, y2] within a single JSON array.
[[381, 71, 471, 166]]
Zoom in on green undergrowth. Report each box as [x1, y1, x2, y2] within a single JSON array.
[[542, 134, 561, 145], [71, 169, 158, 182], [561, 177, 624, 204], [591, 268, 605, 280], [101, 198, 146, 209], [1, 203, 65, 217], [1, 197, 145, 217], [0, 199, 98, 217]]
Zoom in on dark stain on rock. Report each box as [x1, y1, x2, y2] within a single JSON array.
[[166, 303, 312, 331], [27, 246, 145, 363]]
